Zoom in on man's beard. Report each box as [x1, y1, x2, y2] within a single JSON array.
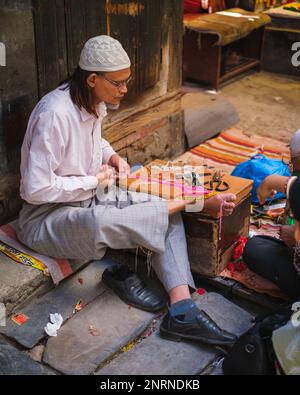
[[105, 103, 120, 110]]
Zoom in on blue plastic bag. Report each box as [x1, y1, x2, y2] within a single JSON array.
[[231, 154, 290, 203]]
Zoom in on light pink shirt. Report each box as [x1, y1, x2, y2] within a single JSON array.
[[20, 86, 116, 204]]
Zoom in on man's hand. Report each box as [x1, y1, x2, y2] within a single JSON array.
[[280, 225, 296, 247], [108, 154, 130, 178], [204, 193, 236, 216], [96, 165, 115, 189]]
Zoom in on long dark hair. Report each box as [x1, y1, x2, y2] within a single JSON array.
[[60, 67, 99, 117]]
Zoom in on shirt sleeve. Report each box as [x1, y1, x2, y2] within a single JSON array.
[[101, 137, 116, 164], [21, 111, 98, 204]]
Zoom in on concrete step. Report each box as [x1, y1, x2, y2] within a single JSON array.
[[0, 258, 115, 349], [0, 337, 54, 375], [95, 292, 253, 375], [0, 253, 52, 316], [43, 289, 156, 375]]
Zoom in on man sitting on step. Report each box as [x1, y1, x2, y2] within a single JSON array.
[[17, 35, 237, 346]]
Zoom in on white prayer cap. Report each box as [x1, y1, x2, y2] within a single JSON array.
[[290, 129, 300, 158], [79, 35, 131, 72]]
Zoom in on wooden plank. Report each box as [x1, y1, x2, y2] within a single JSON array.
[[219, 59, 260, 83], [32, 0, 68, 97], [105, 0, 162, 98], [267, 15, 300, 30], [165, 0, 184, 92], [183, 31, 221, 89], [0, 1, 39, 223], [184, 196, 251, 276], [103, 92, 181, 145], [65, 0, 107, 75]]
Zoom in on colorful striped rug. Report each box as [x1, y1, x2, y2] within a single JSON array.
[[176, 128, 291, 299], [182, 127, 290, 173]]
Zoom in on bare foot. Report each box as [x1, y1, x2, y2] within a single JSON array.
[[204, 193, 236, 216]]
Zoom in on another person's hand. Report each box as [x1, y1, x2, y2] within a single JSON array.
[[280, 225, 296, 247], [257, 177, 276, 205], [204, 193, 236, 216], [108, 154, 130, 178], [96, 165, 115, 189], [257, 175, 289, 205]]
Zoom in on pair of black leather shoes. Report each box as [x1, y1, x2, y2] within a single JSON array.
[[102, 265, 237, 346], [160, 310, 237, 346], [102, 265, 166, 312]]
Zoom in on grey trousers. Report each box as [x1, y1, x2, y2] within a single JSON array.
[[17, 187, 195, 292]]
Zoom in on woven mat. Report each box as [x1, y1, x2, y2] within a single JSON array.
[[176, 128, 291, 300], [176, 127, 290, 173]]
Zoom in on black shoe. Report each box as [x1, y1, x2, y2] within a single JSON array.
[[160, 310, 237, 346], [102, 266, 166, 313]]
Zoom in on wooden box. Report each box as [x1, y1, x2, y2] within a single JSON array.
[[119, 159, 253, 276], [183, 195, 251, 276]]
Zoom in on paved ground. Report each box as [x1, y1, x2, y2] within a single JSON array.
[[0, 254, 254, 375], [182, 71, 300, 143]]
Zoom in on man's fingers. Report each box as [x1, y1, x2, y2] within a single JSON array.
[[223, 206, 234, 216], [98, 169, 114, 181]]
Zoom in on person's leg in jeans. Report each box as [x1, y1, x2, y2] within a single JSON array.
[[243, 236, 300, 300]]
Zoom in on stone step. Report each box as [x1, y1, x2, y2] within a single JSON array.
[[0, 258, 115, 349], [96, 320, 218, 375], [95, 292, 253, 375], [0, 337, 54, 375], [0, 253, 52, 316], [43, 289, 155, 375]]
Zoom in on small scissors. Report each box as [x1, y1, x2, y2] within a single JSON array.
[[204, 170, 229, 192]]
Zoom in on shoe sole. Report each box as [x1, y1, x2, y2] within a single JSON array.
[[160, 326, 237, 346], [102, 276, 166, 313]]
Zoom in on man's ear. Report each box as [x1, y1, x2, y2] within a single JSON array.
[[86, 73, 98, 88]]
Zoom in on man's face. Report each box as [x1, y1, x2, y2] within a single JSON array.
[[89, 67, 131, 106]]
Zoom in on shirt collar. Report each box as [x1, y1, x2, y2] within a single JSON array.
[[79, 102, 107, 122]]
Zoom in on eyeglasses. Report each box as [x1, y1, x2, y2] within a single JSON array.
[[98, 74, 132, 89]]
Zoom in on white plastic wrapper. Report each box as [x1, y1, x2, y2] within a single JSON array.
[[44, 313, 63, 337]]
